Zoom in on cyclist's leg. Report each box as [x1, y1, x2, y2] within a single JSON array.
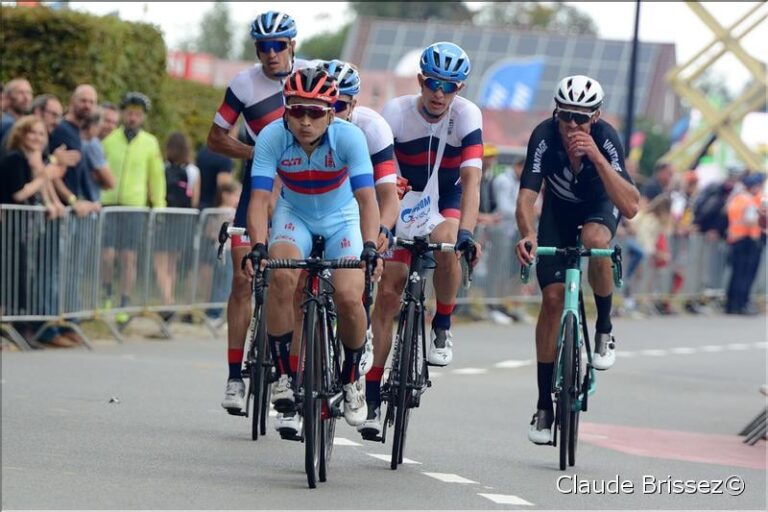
[[430, 200, 461, 336], [583, 201, 620, 370]]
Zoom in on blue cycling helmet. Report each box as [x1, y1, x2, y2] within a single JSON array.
[[420, 42, 471, 82], [320, 60, 360, 96], [250, 11, 297, 40]]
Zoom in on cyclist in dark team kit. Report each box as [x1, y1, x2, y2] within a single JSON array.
[[515, 75, 639, 444]]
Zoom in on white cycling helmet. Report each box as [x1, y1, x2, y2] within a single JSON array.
[[554, 75, 604, 110]]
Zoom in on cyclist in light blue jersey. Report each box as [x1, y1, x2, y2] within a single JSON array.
[[242, 67, 383, 435]]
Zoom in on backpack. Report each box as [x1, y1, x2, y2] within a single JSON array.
[[165, 163, 191, 208]]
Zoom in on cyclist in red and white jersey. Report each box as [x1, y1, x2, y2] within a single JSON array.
[[363, 42, 484, 438], [209, 11, 311, 413]]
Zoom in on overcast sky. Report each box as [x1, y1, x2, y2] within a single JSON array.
[[64, 2, 768, 91]]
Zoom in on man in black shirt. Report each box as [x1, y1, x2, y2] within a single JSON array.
[[196, 145, 233, 210], [515, 75, 640, 445]]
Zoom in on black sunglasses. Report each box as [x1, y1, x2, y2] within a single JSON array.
[[556, 109, 595, 125], [333, 100, 350, 113], [256, 40, 289, 53]]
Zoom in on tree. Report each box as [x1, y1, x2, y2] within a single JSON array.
[[195, 1, 233, 59], [350, 2, 471, 21], [297, 24, 351, 61], [473, 2, 598, 35], [636, 118, 672, 177]]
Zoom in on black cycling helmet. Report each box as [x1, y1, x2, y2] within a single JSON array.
[[120, 91, 151, 112]]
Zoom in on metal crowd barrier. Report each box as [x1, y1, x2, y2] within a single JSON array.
[[1, 204, 764, 351]]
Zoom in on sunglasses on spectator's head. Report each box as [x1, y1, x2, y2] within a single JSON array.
[[257, 40, 289, 53], [423, 76, 461, 94], [285, 104, 331, 120], [556, 108, 596, 125], [333, 100, 351, 113]]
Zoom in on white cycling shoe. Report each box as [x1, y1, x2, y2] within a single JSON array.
[[358, 328, 374, 376], [342, 377, 368, 426], [592, 333, 616, 370], [427, 327, 453, 366], [274, 410, 302, 440], [221, 378, 245, 411], [528, 409, 554, 445]]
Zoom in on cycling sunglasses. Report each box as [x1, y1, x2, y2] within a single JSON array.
[[333, 100, 351, 113], [423, 76, 461, 94], [256, 40, 289, 53], [285, 104, 332, 120], [556, 108, 596, 125]]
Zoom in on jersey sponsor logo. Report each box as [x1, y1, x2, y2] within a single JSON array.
[[602, 139, 623, 173], [532, 139, 547, 174], [284, 222, 295, 231], [400, 195, 432, 224], [341, 237, 351, 249], [325, 150, 335, 168], [281, 157, 302, 166]]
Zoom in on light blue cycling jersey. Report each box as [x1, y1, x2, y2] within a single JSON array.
[[250, 118, 374, 217]]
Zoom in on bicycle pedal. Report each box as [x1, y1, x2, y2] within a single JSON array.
[[225, 408, 247, 417], [360, 431, 384, 443], [278, 430, 302, 442], [273, 400, 296, 414]]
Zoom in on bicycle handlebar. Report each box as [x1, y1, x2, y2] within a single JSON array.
[[264, 258, 363, 270], [392, 236, 455, 253], [520, 243, 623, 288]]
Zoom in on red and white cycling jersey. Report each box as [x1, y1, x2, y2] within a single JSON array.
[[213, 58, 313, 145], [381, 95, 483, 207], [349, 106, 397, 186]]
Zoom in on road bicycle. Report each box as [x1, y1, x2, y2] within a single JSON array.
[[521, 238, 622, 470], [252, 235, 373, 488], [218, 223, 274, 441], [368, 235, 474, 470]]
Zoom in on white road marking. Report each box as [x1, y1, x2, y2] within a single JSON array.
[[700, 345, 725, 352], [641, 349, 668, 356], [367, 453, 421, 464], [478, 493, 534, 506], [753, 342, 768, 349], [615, 350, 635, 358], [333, 437, 362, 447], [429, 371, 443, 378], [495, 359, 533, 369], [669, 347, 696, 355], [423, 472, 478, 484], [452, 367, 488, 375], [726, 343, 750, 350]]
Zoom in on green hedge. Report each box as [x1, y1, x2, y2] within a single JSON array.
[[1, 5, 223, 151]]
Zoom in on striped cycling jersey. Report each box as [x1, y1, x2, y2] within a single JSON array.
[[213, 59, 312, 146], [348, 106, 396, 186], [381, 95, 483, 197], [250, 118, 374, 217]]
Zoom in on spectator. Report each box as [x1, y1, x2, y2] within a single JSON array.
[[0, 116, 74, 348], [48, 84, 100, 215], [154, 132, 199, 319], [98, 102, 120, 140], [641, 161, 674, 202], [31, 94, 63, 136], [725, 173, 766, 315], [101, 92, 166, 313], [0, 78, 33, 141], [204, 181, 242, 321], [80, 107, 116, 200], [630, 194, 674, 314], [196, 141, 233, 210]]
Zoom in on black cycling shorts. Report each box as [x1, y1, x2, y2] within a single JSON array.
[[536, 193, 620, 289]]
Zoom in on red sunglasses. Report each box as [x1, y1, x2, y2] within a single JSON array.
[[285, 104, 332, 120]]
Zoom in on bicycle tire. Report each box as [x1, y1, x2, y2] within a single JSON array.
[[319, 312, 338, 483], [559, 312, 577, 471], [303, 301, 321, 489], [391, 301, 416, 470], [251, 307, 268, 441], [569, 309, 584, 467]]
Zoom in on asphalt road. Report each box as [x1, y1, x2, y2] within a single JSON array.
[[2, 314, 766, 510]]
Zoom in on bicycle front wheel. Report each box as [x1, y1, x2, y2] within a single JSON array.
[[558, 312, 577, 471], [251, 306, 268, 441], [302, 301, 322, 489], [319, 312, 338, 482], [391, 301, 416, 470]]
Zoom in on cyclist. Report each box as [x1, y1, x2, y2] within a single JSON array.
[[207, 11, 310, 415], [242, 67, 384, 437], [363, 42, 483, 438], [515, 75, 639, 444]]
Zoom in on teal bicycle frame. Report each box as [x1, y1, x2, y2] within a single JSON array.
[[523, 245, 623, 411]]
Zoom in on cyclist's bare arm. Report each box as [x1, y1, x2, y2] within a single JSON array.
[[269, 175, 282, 219], [207, 124, 253, 161], [458, 165, 481, 233], [591, 152, 639, 219], [246, 189, 271, 246], [354, 187, 381, 244], [375, 182, 399, 230], [516, 188, 539, 264]]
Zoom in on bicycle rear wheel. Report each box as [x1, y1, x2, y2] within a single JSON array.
[[391, 301, 416, 470], [558, 312, 577, 471], [302, 301, 322, 489], [568, 313, 582, 467], [251, 306, 268, 441]]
